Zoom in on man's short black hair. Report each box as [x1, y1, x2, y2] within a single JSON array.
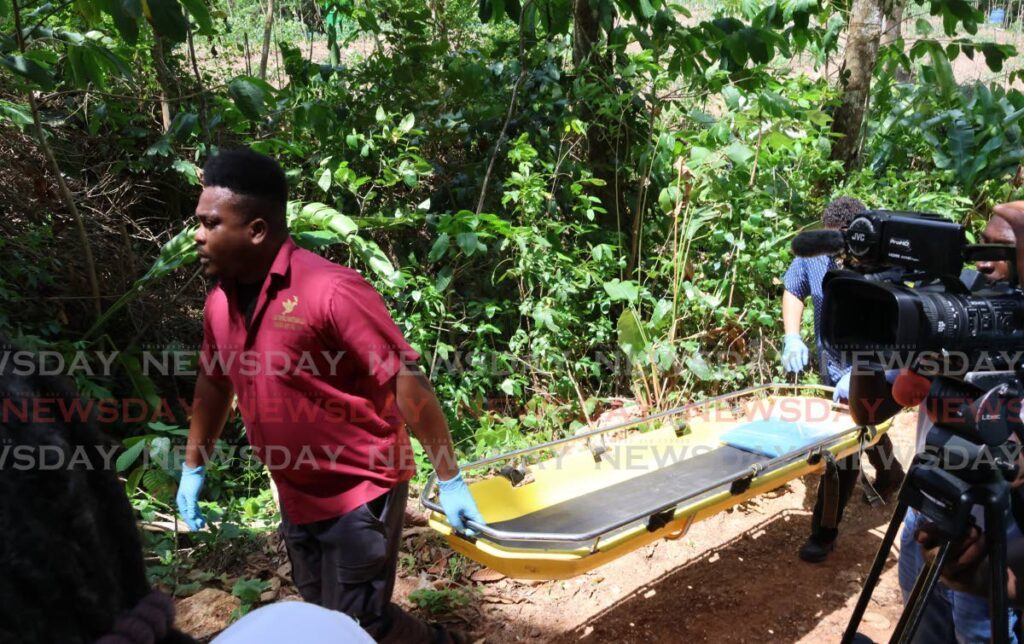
[[822, 196, 866, 229], [203, 148, 288, 231]]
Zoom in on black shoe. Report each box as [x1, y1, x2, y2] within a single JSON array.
[[432, 624, 470, 644], [799, 535, 836, 563]]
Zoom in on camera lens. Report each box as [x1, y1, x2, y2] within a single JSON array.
[[822, 276, 1024, 371]]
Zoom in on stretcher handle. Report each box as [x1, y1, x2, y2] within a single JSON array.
[[422, 421, 869, 545]]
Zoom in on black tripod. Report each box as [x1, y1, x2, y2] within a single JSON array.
[[842, 425, 1017, 644]]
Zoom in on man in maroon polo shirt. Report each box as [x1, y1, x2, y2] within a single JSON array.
[[175, 148, 484, 643]]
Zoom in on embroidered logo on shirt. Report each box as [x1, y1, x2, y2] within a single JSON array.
[[273, 295, 306, 330]]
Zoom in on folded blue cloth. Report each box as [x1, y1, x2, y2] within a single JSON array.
[[720, 419, 841, 458]]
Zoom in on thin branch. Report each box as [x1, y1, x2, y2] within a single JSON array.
[[474, 71, 525, 215]]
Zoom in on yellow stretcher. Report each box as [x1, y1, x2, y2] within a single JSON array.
[[422, 384, 892, 580]]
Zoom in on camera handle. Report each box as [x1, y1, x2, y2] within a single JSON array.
[[842, 459, 1013, 644]]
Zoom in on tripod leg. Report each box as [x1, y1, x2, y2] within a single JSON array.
[[986, 500, 1011, 644], [842, 501, 910, 644], [891, 541, 952, 644]]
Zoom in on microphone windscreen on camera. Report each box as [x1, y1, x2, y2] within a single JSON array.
[[892, 370, 931, 407], [790, 229, 845, 257]]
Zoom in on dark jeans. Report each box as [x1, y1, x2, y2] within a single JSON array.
[[810, 433, 902, 541], [279, 482, 436, 643]]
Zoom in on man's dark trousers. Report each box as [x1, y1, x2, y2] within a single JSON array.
[[279, 482, 436, 642], [809, 434, 901, 541]]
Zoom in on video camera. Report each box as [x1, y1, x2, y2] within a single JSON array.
[[793, 209, 1024, 375], [792, 211, 1024, 642]]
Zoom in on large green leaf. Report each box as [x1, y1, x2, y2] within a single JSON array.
[[67, 46, 106, 89], [350, 236, 401, 284], [603, 279, 641, 303], [84, 224, 199, 340], [981, 42, 1014, 73], [0, 100, 31, 128], [98, 0, 140, 44], [428, 233, 449, 262], [949, 117, 975, 185], [89, 42, 133, 80], [929, 45, 956, 101], [178, 0, 213, 34], [167, 110, 198, 140], [227, 76, 271, 119], [0, 55, 54, 89], [116, 437, 147, 472], [291, 201, 359, 237], [539, 0, 570, 35], [504, 0, 521, 20], [75, 0, 102, 25], [617, 308, 648, 360], [144, 0, 188, 43], [726, 141, 755, 166], [121, 0, 142, 19]]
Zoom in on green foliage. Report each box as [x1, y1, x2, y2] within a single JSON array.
[[871, 37, 1024, 201], [231, 577, 271, 615], [408, 587, 474, 614]]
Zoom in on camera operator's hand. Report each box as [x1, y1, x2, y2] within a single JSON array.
[[993, 201, 1024, 289], [833, 370, 851, 403], [1009, 434, 1024, 490], [176, 464, 207, 531], [782, 334, 809, 373], [916, 522, 987, 591], [916, 521, 1022, 603]]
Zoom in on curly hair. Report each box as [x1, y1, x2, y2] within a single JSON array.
[[0, 340, 195, 644], [822, 196, 867, 229]]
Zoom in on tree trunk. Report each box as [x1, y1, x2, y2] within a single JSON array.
[[151, 37, 175, 132], [572, 0, 624, 236], [259, 0, 275, 80], [880, 0, 904, 47], [881, 0, 911, 82], [830, 0, 884, 169], [573, 0, 599, 67]]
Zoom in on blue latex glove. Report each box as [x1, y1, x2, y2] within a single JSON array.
[[437, 472, 485, 535], [781, 333, 809, 373], [833, 371, 852, 403], [176, 464, 207, 531]]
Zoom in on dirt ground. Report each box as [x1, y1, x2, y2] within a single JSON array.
[[176, 411, 920, 643], [381, 411, 923, 643]]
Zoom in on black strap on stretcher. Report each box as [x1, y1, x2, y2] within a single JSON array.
[[819, 451, 842, 530], [818, 425, 877, 530]]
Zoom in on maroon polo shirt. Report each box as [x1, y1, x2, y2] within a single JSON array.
[[200, 238, 418, 524]]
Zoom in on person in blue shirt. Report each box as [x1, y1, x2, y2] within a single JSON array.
[[780, 196, 905, 563]]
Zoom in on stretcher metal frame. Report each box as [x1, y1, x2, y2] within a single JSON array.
[[421, 383, 887, 579]]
